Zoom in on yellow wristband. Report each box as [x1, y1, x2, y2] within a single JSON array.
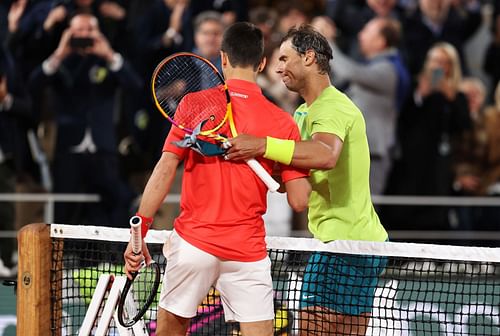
[[263, 136, 295, 165]]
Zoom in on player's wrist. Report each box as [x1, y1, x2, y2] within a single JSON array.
[[263, 136, 295, 165], [134, 213, 153, 238]]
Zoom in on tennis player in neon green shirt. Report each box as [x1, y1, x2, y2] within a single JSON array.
[[293, 88, 387, 243], [226, 24, 388, 335]]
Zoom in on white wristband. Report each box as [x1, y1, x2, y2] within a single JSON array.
[[165, 27, 183, 45], [42, 56, 61, 75], [0, 94, 13, 112], [108, 53, 124, 72]]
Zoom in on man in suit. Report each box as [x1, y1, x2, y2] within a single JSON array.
[[29, 12, 142, 227], [317, 16, 410, 195]]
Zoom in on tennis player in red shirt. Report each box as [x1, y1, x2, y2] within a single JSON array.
[[124, 22, 311, 336]]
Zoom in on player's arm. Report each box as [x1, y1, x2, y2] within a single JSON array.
[[284, 177, 311, 212], [290, 132, 342, 169], [136, 151, 180, 218], [124, 151, 181, 277], [225, 132, 343, 170]]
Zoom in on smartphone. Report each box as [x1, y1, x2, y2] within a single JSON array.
[[430, 68, 444, 88], [69, 37, 94, 49]]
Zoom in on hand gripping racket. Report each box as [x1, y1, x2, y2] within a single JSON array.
[[151, 52, 280, 192], [117, 216, 161, 328]]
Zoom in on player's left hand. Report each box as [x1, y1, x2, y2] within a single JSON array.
[[123, 239, 152, 279], [224, 134, 266, 161]]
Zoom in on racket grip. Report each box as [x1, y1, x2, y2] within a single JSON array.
[[245, 159, 280, 192], [129, 216, 142, 255]]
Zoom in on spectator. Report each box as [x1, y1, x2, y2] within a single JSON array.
[[28, 12, 143, 227], [315, 15, 410, 195], [6, 0, 128, 81], [454, 79, 500, 233], [192, 11, 224, 72], [326, 0, 402, 60], [249, 6, 278, 57], [275, 2, 309, 37], [41, 0, 132, 56], [0, 45, 33, 275], [383, 42, 472, 230], [402, 0, 482, 76], [123, 0, 193, 184], [134, 0, 193, 78], [190, 0, 248, 26], [483, 4, 500, 103], [4, 0, 41, 81], [0, 1, 10, 42]]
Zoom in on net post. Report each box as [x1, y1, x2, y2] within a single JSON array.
[[17, 223, 52, 335]]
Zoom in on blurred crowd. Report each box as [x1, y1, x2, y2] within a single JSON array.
[[1, 0, 500, 273]]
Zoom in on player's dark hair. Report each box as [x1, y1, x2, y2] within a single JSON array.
[[281, 24, 333, 75], [221, 22, 264, 71]]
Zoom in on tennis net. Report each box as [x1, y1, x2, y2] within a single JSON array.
[[45, 224, 500, 335]]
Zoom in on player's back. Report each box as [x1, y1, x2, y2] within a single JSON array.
[[227, 79, 299, 142], [170, 79, 301, 262]]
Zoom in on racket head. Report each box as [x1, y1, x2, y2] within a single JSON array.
[[151, 52, 230, 135], [117, 261, 161, 328]]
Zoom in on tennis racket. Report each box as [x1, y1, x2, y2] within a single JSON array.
[[117, 216, 161, 328], [151, 52, 280, 192]]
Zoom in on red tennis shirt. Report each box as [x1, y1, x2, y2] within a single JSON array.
[[163, 79, 308, 261]]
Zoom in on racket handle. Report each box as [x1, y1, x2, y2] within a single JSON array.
[[129, 216, 142, 255], [246, 159, 280, 192]]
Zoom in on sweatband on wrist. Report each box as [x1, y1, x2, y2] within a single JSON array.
[[263, 136, 295, 165], [135, 213, 153, 238], [108, 53, 123, 72]]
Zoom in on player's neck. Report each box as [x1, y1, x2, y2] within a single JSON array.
[[224, 67, 258, 83], [301, 75, 331, 107]]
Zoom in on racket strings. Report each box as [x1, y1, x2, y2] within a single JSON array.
[[153, 55, 227, 133], [120, 265, 158, 324]]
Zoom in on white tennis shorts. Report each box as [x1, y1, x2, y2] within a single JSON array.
[[159, 230, 274, 322]]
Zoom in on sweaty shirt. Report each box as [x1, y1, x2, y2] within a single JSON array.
[[294, 86, 387, 243], [164, 79, 308, 261]]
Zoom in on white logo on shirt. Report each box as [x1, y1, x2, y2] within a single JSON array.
[[230, 92, 248, 99]]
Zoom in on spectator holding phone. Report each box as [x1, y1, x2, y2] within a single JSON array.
[[384, 42, 472, 231], [28, 12, 143, 228]]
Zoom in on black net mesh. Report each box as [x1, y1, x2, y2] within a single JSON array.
[[50, 232, 500, 335]]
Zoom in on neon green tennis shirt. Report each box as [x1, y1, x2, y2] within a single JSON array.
[[294, 86, 388, 243]]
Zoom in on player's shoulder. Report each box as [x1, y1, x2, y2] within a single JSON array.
[[317, 86, 352, 105], [312, 86, 361, 116], [259, 95, 294, 117]]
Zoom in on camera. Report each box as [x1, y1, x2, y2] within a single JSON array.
[[69, 37, 94, 49]]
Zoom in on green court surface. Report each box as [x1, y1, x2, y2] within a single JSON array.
[[0, 283, 16, 336]]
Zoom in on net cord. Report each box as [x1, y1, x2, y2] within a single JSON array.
[[50, 224, 500, 262]]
